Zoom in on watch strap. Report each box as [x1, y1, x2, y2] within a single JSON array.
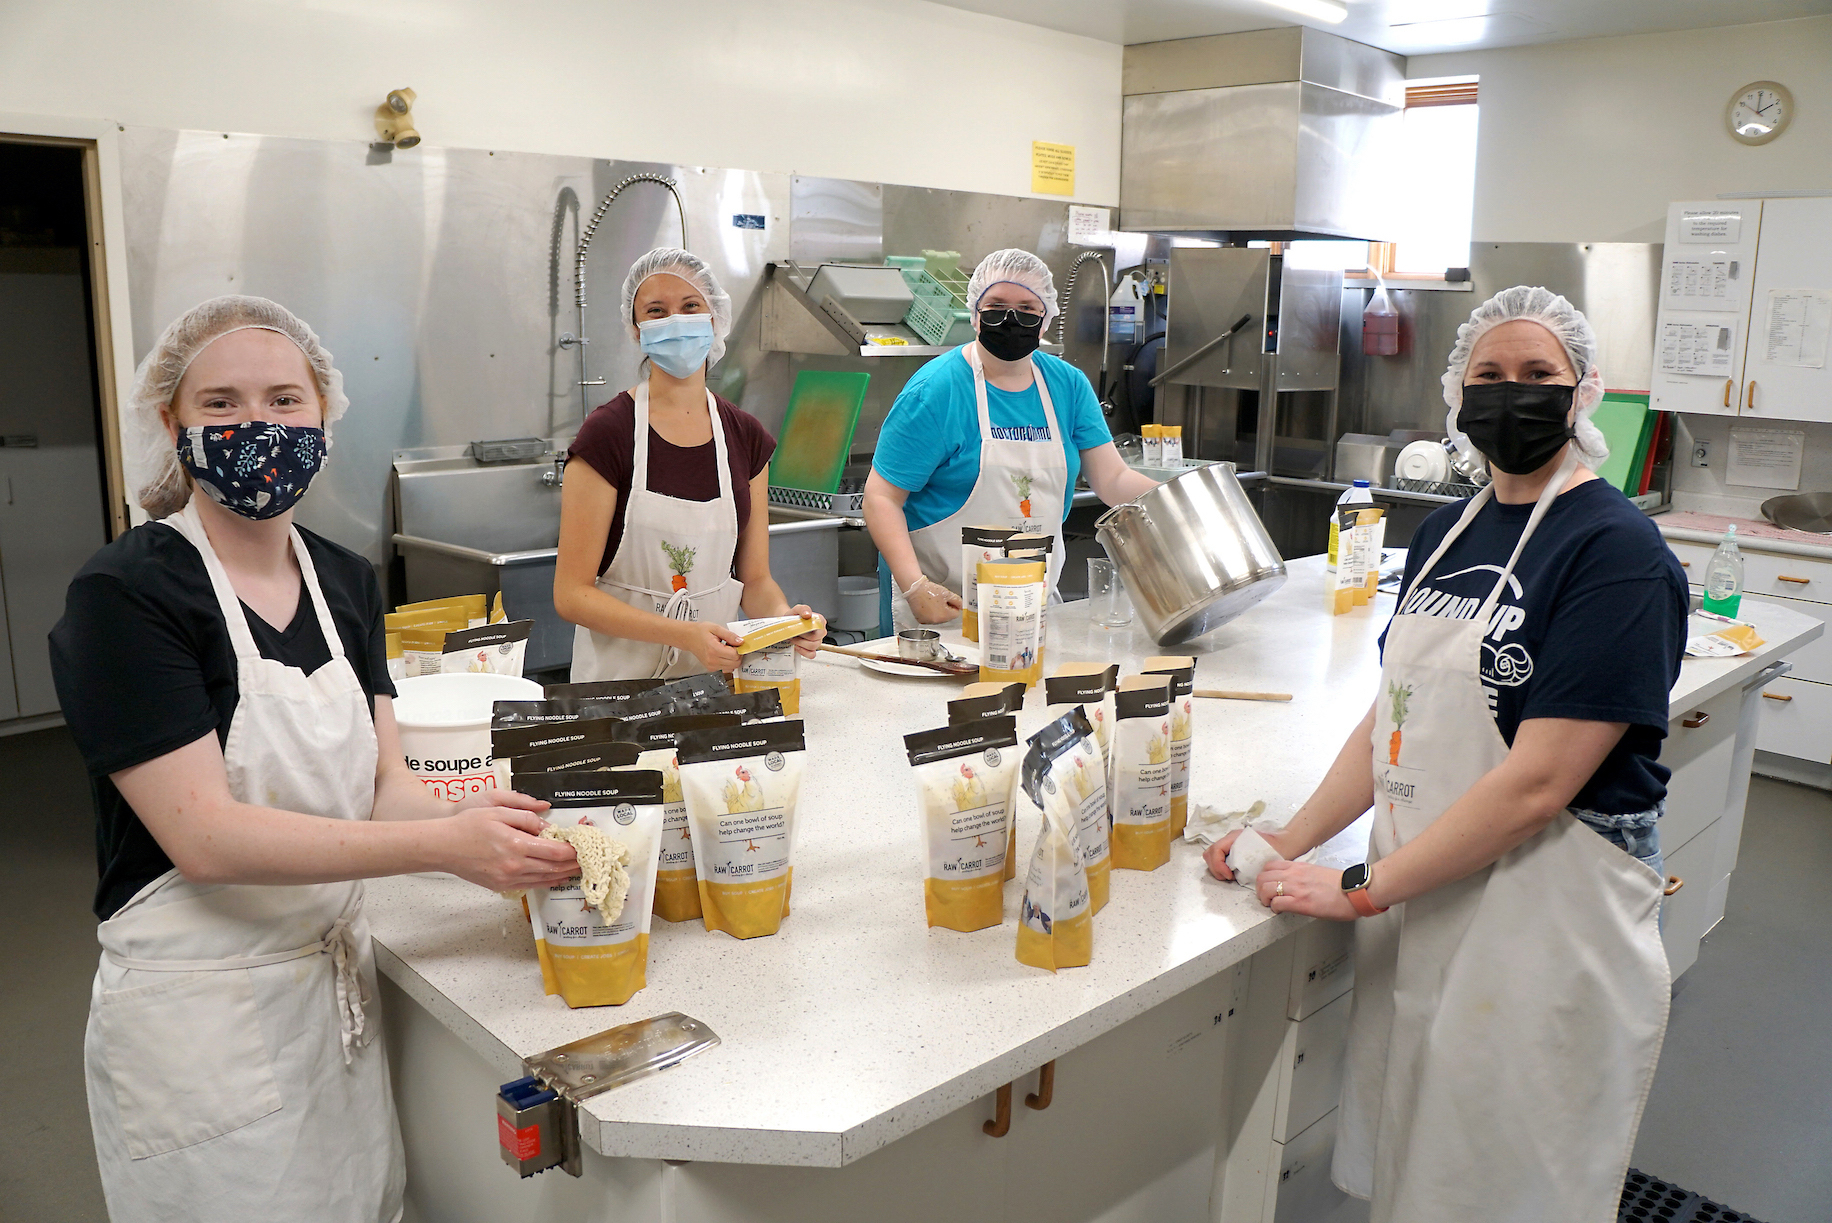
[[1346, 885, 1388, 917]]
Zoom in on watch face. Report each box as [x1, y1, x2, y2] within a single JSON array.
[[1341, 862, 1371, 891]]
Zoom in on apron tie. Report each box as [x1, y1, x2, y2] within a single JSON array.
[[324, 917, 371, 1065], [653, 585, 696, 677]]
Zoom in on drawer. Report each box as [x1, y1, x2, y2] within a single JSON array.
[[1661, 816, 1720, 981], [1754, 675, 1832, 764], [1666, 540, 1832, 606], [1663, 684, 1740, 776], [1662, 720, 1736, 854], [1270, 1109, 1360, 1223], [1741, 591, 1832, 684], [1286, 919, 1354, 1020], [1273, 990, 1352, 1143]]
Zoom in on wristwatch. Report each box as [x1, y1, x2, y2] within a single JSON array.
[[1341, 863, 1389, 917]]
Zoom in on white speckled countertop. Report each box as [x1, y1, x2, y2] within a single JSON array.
[[363, 554, 1821, 1168], [1656, 510, 1832, 559]]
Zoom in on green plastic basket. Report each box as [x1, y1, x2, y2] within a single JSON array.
[[897, 267, 972, 347]]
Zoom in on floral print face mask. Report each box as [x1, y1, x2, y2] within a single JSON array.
[[176, 421, 327, 520]]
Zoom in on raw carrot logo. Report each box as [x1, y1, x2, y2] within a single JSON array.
[[660, 540, 696, 591], [1010, 472, 1034, 518], [1387, 680, 1414, 765]]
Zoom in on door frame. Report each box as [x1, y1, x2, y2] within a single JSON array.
[[0, 113, 137, 539]]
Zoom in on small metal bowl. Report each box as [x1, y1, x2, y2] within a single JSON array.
[[896, 629, 942, 661]]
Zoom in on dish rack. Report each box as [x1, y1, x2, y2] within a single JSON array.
[[768, 486, 865, 515], [887, 256, 974, 348], [1395, 477, 1483, 499]]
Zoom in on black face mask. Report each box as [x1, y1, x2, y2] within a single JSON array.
[[977, 312, 1043, 362], [1457, 381, 1577, 475]]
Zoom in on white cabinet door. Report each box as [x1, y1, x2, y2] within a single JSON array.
[[1661, 815, 1720, 979], [1651, 201, 1762, 418], [1741, 197, 1832, 424], [1753, 675, 1832, 764]]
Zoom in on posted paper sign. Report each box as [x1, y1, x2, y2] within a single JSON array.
[[1032, 141, 1075, 196], [1763, 289, 1832, 369], [1659, 320, 1736, 375], [1680, 209, 1742, 244], [1068, 204, 1111, 245], [1726, 428, 1805, 490], [1665, 259, 1736, 307]]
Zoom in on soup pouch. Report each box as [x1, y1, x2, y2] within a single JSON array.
[[960, 525, 1019, 642], [1107, 675, 1175, 871], [1043, 668, 1114, 913], [1014, 709, 1094, 972], [977, 557, 1046, 688], [905, 715, 1020, 933], [677, 720, 807, 938], [948, 681, 1027, 876], [1143, 657, 1195, 837], [730, 614, 824, 716], [516, 771, 666, 1007], [617, 714, 743, 923]]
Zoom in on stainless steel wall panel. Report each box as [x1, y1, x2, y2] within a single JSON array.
[[1273, 264, 1342, 391], [789, 177, 883, 264], [1295, 29, 1406, 106], [1122, 84, 1302, 235], [1290, 84, 1401, 240], [1122, 28, 1303, 96], [1165, 248, 1270, 390]]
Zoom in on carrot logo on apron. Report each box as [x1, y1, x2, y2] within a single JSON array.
[[660, 541, 696, 592], [1386, 680, 1413, 766], [1009, 472, 1034, 519]]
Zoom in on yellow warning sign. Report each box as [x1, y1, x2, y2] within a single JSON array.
[[1031, 142, 1075, 196]]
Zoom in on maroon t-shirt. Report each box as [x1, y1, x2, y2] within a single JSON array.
[[567, 391, 777, 576]]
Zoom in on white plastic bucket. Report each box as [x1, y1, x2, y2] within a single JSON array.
[[393, 672, 542, 802], [835, 575, 880, 632]]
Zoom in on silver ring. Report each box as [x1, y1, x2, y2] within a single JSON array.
[[1275, 882, 1285, 897]]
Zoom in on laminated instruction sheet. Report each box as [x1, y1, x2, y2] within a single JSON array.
[[1763, 289, 1832, 369]]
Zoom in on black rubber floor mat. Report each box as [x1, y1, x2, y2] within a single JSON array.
[[1621, 1169, 1769, 1223]]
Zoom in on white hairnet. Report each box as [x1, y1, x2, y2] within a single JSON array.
[[967, 248, 1060, 327], [1441, 284, 1608, 467], [620, 247, 733, 368], [126, 295, 348, 519]]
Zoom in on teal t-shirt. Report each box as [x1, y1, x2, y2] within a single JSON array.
[[871, 347, 1112, 530]]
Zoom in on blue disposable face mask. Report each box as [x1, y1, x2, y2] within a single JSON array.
[[638, 313, 716, 378], [176, 421, 327, 520]]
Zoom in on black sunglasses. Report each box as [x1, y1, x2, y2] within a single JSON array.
[[977, 307, 1045, 329]]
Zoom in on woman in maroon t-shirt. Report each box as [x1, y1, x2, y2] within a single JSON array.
[[554, 248, 822, 679]]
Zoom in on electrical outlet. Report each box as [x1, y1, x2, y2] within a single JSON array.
[[1691, 441, 1711, 468]]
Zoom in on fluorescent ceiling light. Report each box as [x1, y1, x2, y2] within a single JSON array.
[[1263, 0, 1348, 24]]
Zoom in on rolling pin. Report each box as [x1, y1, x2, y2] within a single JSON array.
[[1193, 688, 1292, 702]]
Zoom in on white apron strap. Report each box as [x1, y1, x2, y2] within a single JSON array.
[[966, 342, 1064, 446], [165, 503, 262, 664], [1474, 449, 1584, 622], [288, 524, 348, 662], [632, 382, 735, 506]]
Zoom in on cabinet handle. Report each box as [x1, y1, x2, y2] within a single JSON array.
[[1664, 875, 1684, 896], [1777, 575, 1811, 584], [983, 1083, 1012, 1137], [1678, 560, 1690, 568], [1682, 711, 1709, 729], [1723, 379, 1734, 408], [1025, 1061, 1056, 1111], [1747, 381, 1758, 410], [1763, 691, 1793, 702]]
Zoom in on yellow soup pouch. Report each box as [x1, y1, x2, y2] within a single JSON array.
[[676, 719, 806, 939], [1141, 423, 1163, 466], [1143, 656, 1195, 837], [950, 679, 1027, 876], [1043, 665, 1117, 913], [440, 620, 533, 677], [1003, 534, 1055, 642], [978, 557, 1047, 688], [1350, 507, 1384, 607], [618, 713, 742, 924], [1107, 675, 1175, 871], [730, 613, 822, 716], [397, 625, 457, 677], [515, 771, 666, 1008], [961, 526, 1019, 642], [385, 631, 404, 683], [491, 591, 507, 623], [1014, 709, 1095, 972], [384, 607, 466, 632], [395, 594, 488, 628], [905, 715, 1020, 933], [1045, 663, 1119, 770]]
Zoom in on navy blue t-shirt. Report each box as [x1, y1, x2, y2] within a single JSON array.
[[1380, 478, 1689, 815]]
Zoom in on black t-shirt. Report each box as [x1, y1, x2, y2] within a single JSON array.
[[49, 522, 395, 920], [1380, 478, 1689, 815]]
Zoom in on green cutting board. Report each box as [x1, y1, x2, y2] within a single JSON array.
[[770, 371, 869, 493], [1591, 395, 1652, 493]]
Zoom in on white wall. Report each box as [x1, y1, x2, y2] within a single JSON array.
[[1413, 16, 1832, 243], [0, 0, 1121, 203]]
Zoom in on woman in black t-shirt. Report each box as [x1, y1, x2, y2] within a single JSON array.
[[50, 296, 577, 1223]]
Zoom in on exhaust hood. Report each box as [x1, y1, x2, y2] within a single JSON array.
[[1120, 27, 1405, 243]]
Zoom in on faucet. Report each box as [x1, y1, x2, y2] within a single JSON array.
[[541, 454, 567, 487]]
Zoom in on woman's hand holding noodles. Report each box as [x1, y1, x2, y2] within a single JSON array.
[[440, 807, 578, 891]]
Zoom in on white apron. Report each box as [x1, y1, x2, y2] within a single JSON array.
[[1333, 452, 1669, 1223], [895, 343, 1070, 631], [84, 502, 403, 1223], [572, 382, 745, 680]]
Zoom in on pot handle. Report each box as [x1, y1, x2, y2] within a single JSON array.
[[1095, 499, 1147, 532]]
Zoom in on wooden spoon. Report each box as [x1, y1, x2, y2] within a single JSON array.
[[1194, 689, 1292, 702], [814, 642, 978, 676]]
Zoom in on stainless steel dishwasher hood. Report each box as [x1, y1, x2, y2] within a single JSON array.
[[391, 445, 843, 675], [1119, 27, 1405, 243]]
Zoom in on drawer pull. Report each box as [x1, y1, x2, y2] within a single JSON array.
[[1747, 381, 1758, 411], [1723, 379, 1734, 408], [984, 1083, 1012, 1137], [1677, 559, 1690, 568], [1682, 711, 1709, 729], [1777, 575, 1811, 584], [1664, 875, 1685, 897], [1025, 1061, 1056, 1111], [1762, 691, 1793, 702]]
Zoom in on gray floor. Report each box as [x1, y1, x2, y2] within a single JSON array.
[[3, 726, 1827, 1223]]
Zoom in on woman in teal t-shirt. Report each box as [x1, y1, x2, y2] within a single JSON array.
[[863, 249, 1156, 630]]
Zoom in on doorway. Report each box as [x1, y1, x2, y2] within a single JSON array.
[[0, 139, 118, 725]]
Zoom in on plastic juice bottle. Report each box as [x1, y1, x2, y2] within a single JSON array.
[[1701, 525, 1745, 617], [1327, 480, 1374, 571]]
